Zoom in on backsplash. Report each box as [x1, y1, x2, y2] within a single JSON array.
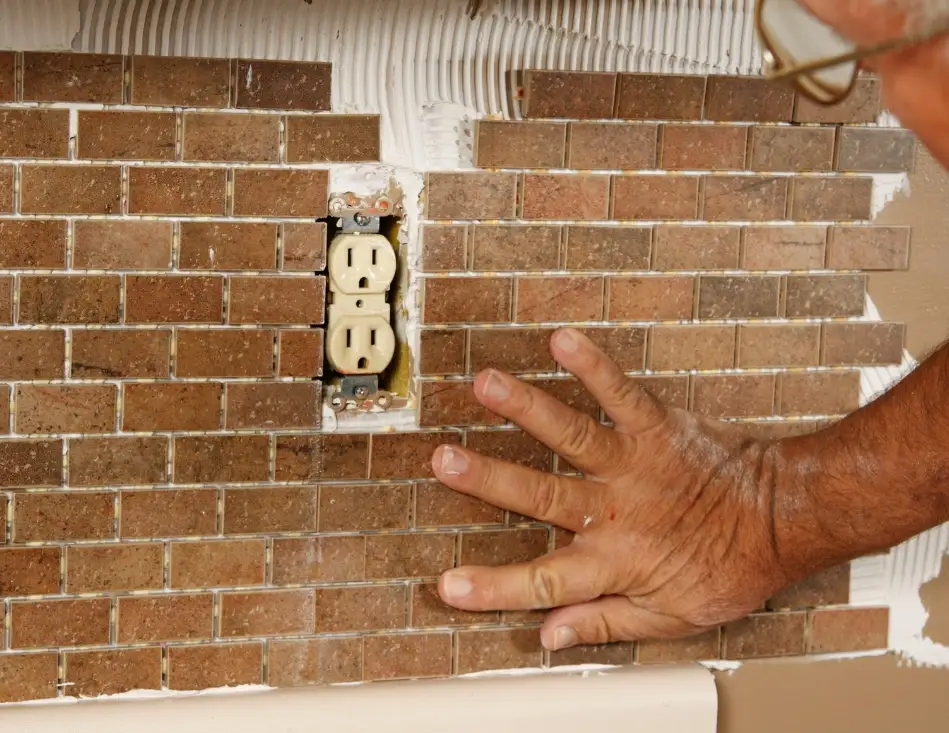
[[0, 53, 908, 703]]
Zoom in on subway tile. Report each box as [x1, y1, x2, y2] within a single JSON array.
[[120, 489, 217, 539], [457, 628, 544, 673], [425, 172, 518, 220], [183, 112, 280, 162], [581, 326, 649, 371], [19, 275, 120, 324], [515, 276, 603, 323], [612, 175, 700, 221], [550, 642, 634, 667], [607, 275, 694, 321], [0, 276, 11, 323], [128, 167, 226, 215], [785, 274, 865, 318], [778, 372, 861, 416], [23, 52, 123, 103], [742, 226, 827, 270], [767, 564, 850, 610], [15, 384, 116, 434], [639, 629, 722, 664], [421, 225, 467, 272], [123, 383, 222, 431], [0, 220, 66, 269], [11, 598, 111, 649], [723, 612, 806, 659], [77, 110, 176, 160], [65, 648, 162, 697], [0, 547, 61, 596], [521, 174, 610, 220], [66, 543, 163, 593], [272, 536, 366, 584], [364, 633, 452, 681], [170, 539, 266, 589], [0, 494, 6, 536], [179, 222, 278, 270], [423, 277, 512, 324], [795, 76, 881, 123], [415, 482, 506, 527], [167, 643, 263, 690], [790, 178, 873, 222], [705, 76, 795, 122], [21, 165, 121, 215], [220, 590, 316, 637], [568, 122, 658, 170], [0, 653, 58, 703], [225, 383, 322, 429], [738, 324, 821, 369], [74, 220, 173, 269], [173, 435, 270, 484], [315, 585, 407, 633], [617, 73, 706, 121], [525, 70, 616, 119], [117, 594, 213, 643], [268, 638, 363, 686], [470, 224, 561, 272], [649, 325, 736, 371], [828, 225, 911, 270], [274, 433, 369, 482], [0, 331, 65, 379], [692, 375, 776, 419], [232, 169, 329, 217], [0, 385, 7, 435], [366, 533, 456, 579], [653, 225, 740, 270], [126, 275, 224, 324], [71, 330, 170, 379], [0, 109, 69, 158], [703, 176, 789, 221], [412, 583, 499, 627], [223, 486, 318, 534], [227, 275, 325, 325], [420, 330, 467, 376], [468, 327, 556, 374], [822, 322, 905, 366], [698, 275, 781, 319], [0, 52, 14, 101], [631, 376, 688, 412], [808, 607, 889, 653], [286, 114, 380, 162], [419, 380, 504, 427], [235, 59, 332, 110], [0, 165, 11, 211], [131, 55, 230, 106], [370, 431, 461, 480], [319, 484, 411, 531], [837, 128, 916, 172], [660, 124, 747, 170], [70, 436, 167, 487], [175, 330, 274, 377], [460, 528, 548, 565], [750, 127, 835, 172], [565, 225, 651, 271], [476, 120, 566, 168], [282, 222, 327, 271], [277, 329, 324, 377], [0, 440, 63, 488]]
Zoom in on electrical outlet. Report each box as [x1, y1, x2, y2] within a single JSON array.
[[326, 314, 396, 374], [327, 233, 397, 295]]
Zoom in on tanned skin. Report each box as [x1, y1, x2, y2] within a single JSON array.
[[430, 0, 949, 652]]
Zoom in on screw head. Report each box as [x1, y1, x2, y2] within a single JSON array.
[[354, 213, 371, 226], [354, 386, 370, 398]]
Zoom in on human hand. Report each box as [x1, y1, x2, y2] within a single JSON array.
[[431, 328, 795, 651]]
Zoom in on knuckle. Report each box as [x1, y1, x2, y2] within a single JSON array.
[[529, 474, 562, 520], [527, 564, 561, 609], [558, 415, 600, 458]]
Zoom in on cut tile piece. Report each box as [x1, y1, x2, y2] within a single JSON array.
[[420, 225, 467, 272], [419, 329, 466, 376]]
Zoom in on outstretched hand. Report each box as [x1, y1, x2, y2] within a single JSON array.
[[432, 328, 794, 651]]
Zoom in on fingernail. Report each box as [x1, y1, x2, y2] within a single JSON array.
[[551, 626, 578, 651], [442, 571, 473, 600], [481, 371, 511, 400], [440, 446, 469, 476], [555, 329, 580, 354]]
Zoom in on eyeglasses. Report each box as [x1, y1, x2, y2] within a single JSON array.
[[757, 0, 949, 104]]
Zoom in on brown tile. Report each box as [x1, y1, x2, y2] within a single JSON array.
[[649, 325, 736, 371], [698, 275, 780, 319], [123, 383, 222, 431], [629, 374, 691, 408], [0, 165, 12, 212], [471, 224, 561, 272], [522, 174, 610, 220], [785, 274, 865, 318], [71, 330, 171, 378], [525, 70, 616, 119], [607, 276, 694, 321], [579, 326, 648, 371], [128, 167, 226, 215], [286, 114, 380, 162], [278, 329, 324, 377], [790, 178, 873, 222], [179, 222, 277, 270], [822, 323, 904, 366], [809, 607, 889, 653], [742, 226, 827, 270], [272, 536, 366, 584], [21, 165, 121, 215], [167, 643, 263, 690], [750, 127, 835, 172], [476, 121, 566, 169], [425, 172, 517, 220], [639, 629, 722, 663], [420, 330, 467, 376], [117, 594, 213, 643], [23, 52, 123, 103], [224, 486, 318, 534], [225, 383, 321, 429], [66, 543, 162, 593], [11, 598, 110, 649], [121, 489, 217, 539], [0, 330, 65, 379], [315, 585, 407, 632], [692, 374, 776, 419], [466, 429, 550, 471], [282, 222, 327, 271], [549, 642, 634, 667], [77, 110, 176, 160], [0, 494, 6, 538], [723, 612, 806, 659], [65, 648, 162, 697], [274, 433, 369, 482], [468, 327, 556, 374], [0, 547, 61, 596], [457, 627, 544, 673], [0, 653, 58, 703], [364, 633, 452, 681], [0, 220, 66, 269], [767, 564, 850, 610], [415, 482, 505, 527], [233, 169, 329, 217], [460, 528, 548, 565], [174, 435, 269, 484], [421, 225, 467, 272], [738, 325, 821, 368], [268, 638, 363, 687], [221, 590, 315, 637], [565, 225, 651, 271], [131, 55, 230, 106], [568, 122, 658, 170], [0, 385, 8, 435], [531, 378, 598, 419], [613, 175, 700, 221], [837, 128, 915, 172], [795, 76, 881, 123], [423, 277, 511, 325], [411, 582, 499, 627], [320, 484, 411, 531], [16, 384, 115, 434], [705, 76, 795, 122], [74, 220, 173, 269], [0, 52, 14, 101], [175, 330, 273, 378], [828, 225, 911, 270], [419, 380, 504, 427], [366, 533, 455, 579], [0, 109, 69, 158], [70, 436, 167, 487], [0, 276, 11, 324], [661, 124, 747, 170], [778, 372, 861, 416], [704, 176, 788, 221], [13, 491, 115, 542], [652, 225, 739, 270], [183, 112, 279, 162], [19, 275, 120, 324], [170, 540, 266, 589], [127, 276, 224, 324], [370, 431, 460, 480], [0, 440, 62, 488], [227, 275, 325, 325], [515, 276, 603, 323], [617, 73, 706, 121], [235, 59, 331, 110]]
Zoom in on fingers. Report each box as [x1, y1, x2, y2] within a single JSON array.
[[433, 445, 604, 532], [549, 329, 666, 435]]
